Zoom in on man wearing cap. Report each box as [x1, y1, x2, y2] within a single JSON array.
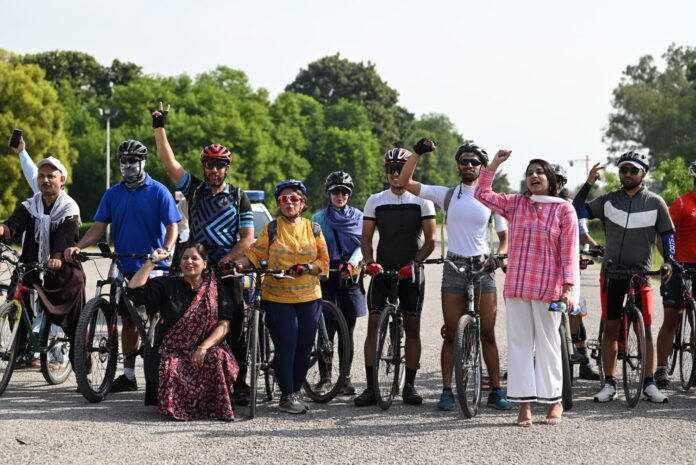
[[0, 155, 84, 367], [573, 152, 675, 404], [64, 139, 180, 396]]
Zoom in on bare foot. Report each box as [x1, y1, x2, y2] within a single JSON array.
[[543, 402, 563, 425], [517, 403, 532, 427]]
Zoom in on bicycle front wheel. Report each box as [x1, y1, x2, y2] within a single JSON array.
[[679, 299, 696, 390], [247, 306, 260, 419], [453, 314, 481, 418], [74, 297, 118, 403], [373, 306, 402, 410], [622, 309, 646, 408], [559, 323, 573, 411], [0, 302, 22, 396], [39, 314, 72, 385], [303, 301, 350, 403], [668, 318, 680, 376]]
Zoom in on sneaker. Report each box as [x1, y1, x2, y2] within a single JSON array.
[[313, 378, 332, 396], [436, 390, 455, 411], [487, 388, 512, 410], [579, 362, 601, 381], [109, 374, 138, 393], [278, 395, 306, 414], [340, 377, 356, 396], [354, 387, 377, 407], [293, 391, 310, 411], [642, 383, 669, 404], [654, 367, 670, 389], [593, 382, 617, 403], [402, 383, 423, 405]]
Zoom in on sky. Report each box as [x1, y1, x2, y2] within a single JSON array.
[[2, 0, 695, 190]]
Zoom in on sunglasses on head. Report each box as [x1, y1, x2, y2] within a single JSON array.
[[120, 156, 141, 165], [202, 159, 229, 170], [386, 164, 403, 174], [619, 165, 641, 176], [278, 194, 302, 204], [330, 188, 350, 196], [458, 158, 482, 167]]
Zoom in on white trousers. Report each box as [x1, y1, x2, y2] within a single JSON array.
[[506, 298, 562, 404]]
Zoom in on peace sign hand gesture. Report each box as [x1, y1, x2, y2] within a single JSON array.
[[152, 101, 170, 129]]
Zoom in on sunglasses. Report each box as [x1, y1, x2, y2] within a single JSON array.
[[619, 166, 641, 176], [119, 156, 141, 165], [331, 188, 350, 196], [458, 158, 482, 167], [202, 160, 229, 170], [278, 194, 302, 204], [386, 165, 403, 175]]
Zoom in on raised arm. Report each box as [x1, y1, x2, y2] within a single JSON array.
[[152, 102, 185, 185], [397, 138, 436, 196], [11, 137, 39, 193], [474, 150, 513, 217]]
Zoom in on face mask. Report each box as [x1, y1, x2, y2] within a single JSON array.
[[120, 160, 146, 190]]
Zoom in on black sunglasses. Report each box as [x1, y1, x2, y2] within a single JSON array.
[[619, 166, 641, 176], [119, 156, 141, 165], [386, 165, 403, 174], [458, 158, 482, 167], [330, 188, 351, 196], [203, 159, 229, 170]]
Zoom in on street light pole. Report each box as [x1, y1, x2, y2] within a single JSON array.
[[569, 155, 591, 175], [98, 108, 116, 243]]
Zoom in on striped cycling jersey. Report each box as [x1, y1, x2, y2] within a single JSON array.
[[175, 171, 253, 263]]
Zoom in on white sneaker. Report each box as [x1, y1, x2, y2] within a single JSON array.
[[279, 395, 306, 414], [593, 382, 617, 403], [642, 384, 669, 404]]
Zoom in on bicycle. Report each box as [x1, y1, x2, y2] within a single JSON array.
[[72, 243, 163, 403], [447, 253, 507, 418], [581, 247, 608, 390], [373, 258, 440, 410], [602, 261, 665, 407], [0, 243, 72, 396], [665, 265, 696, 390]]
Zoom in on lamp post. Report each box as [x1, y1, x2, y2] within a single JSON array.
[[568, 155, 591, 176], [98, 108, 117, 243]]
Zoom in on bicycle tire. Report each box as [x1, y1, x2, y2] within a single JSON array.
[[247, 306, 260, 419], [622, 309, 646, 408], [668, 319, 680, 376], [263, 324, 277, 401], [559, 325, 573, 411], [39, 313, 72, 385], [143, 312, 160, 403], [453, 314, 481, 418], [0, 302, 22, 396], [303, 301, 351, 403], [373, 305, 402, 410], [74, 297, 118, 403], [679, 299, 696, 390]]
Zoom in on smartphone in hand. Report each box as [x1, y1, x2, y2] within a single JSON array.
[[8, 129, 22, 148]]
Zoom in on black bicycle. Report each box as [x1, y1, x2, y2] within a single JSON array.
[[72, 243, 163, 403], [665, 266, 696, 390]]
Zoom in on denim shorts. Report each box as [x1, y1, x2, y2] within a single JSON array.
[[441, 252, 496, 295]]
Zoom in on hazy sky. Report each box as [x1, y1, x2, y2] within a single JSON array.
[[2, 0, 694, 189]]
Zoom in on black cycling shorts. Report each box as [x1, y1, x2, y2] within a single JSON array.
[[367, 272, 425, 316]]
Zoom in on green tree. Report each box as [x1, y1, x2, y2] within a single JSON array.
[[0, 50, 72, 218], [492, 171, 512, 193], [650, 156, 693, 205], [605, 45, 696, 166]]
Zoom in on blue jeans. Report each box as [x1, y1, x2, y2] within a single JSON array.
[[263, 299, 322, 397]]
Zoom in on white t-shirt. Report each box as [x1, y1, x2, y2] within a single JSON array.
[[420, 183, 507, 256]]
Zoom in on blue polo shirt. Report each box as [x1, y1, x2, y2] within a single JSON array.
[[94, 174, 181, 273]]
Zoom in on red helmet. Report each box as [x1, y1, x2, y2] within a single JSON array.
[[200, 144, 231, 163], [383, 148, 411, 166]]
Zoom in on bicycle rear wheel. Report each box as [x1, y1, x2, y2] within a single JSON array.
[[303, 301, 350, 403], [622, 309, 646, 408], [74, 297, 118, 403], [246, 306, 260, 419], [374, 306, 402, 410], [679, 300, 696, 390], [0, 302, 22, 396], [454, 314, 481, 418], [39, 314, 72, 385], [559, 324, 573, 411]]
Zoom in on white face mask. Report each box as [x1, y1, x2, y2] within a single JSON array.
[[120, 159, 146, 189]]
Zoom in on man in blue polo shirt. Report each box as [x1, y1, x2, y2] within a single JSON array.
[[65, 139, 180, 393]]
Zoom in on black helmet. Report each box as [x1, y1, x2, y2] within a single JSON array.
[[117, 140, 148, 159], [551, 164, 568, 184], [616, 151, 649, 172], [455, 143, 488, 166], [325, 171, 354, 193]]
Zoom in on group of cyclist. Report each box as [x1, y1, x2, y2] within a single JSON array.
[[3, 101, 696, 424]]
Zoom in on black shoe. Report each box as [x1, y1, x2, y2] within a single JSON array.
[[340, 378, 356, 396], [110, 374, 138, 393], [402, 383, 423, 405], [579, 362, 600, 381], [233, 382, 251, 406], [354, 387, 376, 406]]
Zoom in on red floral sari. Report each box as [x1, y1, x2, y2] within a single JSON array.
[[158, 275, 239, 421]]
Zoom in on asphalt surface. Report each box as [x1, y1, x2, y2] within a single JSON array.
[[2, 256, 695, 465]]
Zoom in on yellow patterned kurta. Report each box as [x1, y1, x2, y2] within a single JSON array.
[[247, 217, 329, 303]]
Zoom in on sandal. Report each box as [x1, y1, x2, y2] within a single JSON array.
[[543, 402, 563, 425]]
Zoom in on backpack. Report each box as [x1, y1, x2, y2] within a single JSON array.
[[266, 219, 322, 246]]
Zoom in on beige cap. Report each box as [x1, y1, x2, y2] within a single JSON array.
[[37, 156, 68, 179]]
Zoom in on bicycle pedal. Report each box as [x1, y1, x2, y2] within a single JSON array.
[[586, 339, 599, 351]]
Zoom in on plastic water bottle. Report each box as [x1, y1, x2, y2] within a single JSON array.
[[572, 296, 588, 317], [548, 300, 567, 313]]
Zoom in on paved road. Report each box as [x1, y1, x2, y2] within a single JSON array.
[[2, 258, 695, 465]]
